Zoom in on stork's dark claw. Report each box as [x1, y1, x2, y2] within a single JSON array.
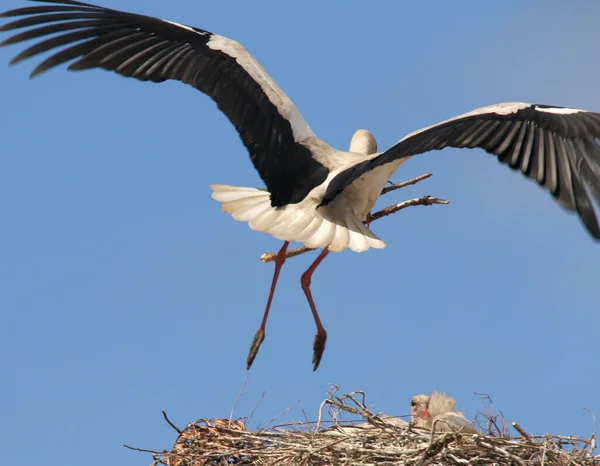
[[246, 328, 265, 370], [312, 331, 327, 371]]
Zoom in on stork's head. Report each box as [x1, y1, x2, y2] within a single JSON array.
[[349, 129, 377, 156], [410, 394, 430, 427]]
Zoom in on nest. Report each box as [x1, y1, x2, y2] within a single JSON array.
[[130, 387, 599, 466]]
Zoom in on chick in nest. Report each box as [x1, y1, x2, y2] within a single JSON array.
[[411, 391, 478, 434]]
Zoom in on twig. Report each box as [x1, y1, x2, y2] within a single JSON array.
[[416, 434, 456, 466], [381, 173, 432, 195], [429, 419, 440, 445], [583, 408, 597, 456], [260, 244, 315, 263], [368, 195, 449, 222], [162, 410, 182, 434], [248, 391, 265, 429], [314, 398, 330, 434], [123, 444, 161, 454], [260, 173, 448, 263], [542, 441, 547, 466], [475, 392, 508, 437], [262, 400, 300, 430], [474, 438, 526, 466], [511, 421, 533, 444], [229, 373, 250, 423]]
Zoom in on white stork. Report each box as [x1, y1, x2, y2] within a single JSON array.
[[2, 0, 600, 371], [411, 391, 479, 434]]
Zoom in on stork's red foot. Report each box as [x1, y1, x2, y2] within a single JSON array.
[[246, 328, 265, 370], [312, 330, 328, 371]]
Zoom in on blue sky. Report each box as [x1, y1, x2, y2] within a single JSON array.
[[1, 1, 599, 465]]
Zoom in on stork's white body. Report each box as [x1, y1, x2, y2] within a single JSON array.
[[211, 140, 408, 253]]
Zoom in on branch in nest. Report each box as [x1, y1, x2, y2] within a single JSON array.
[[511, 421, 533, 444], [260, 173, 449, 263], [162, 410, 182, 434]]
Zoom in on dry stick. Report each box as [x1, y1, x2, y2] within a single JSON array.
[[511, 421, 533, 444], [416, 434, 456, 466], [262, 400, 300, 430], [583, 408, 597, 456], [474, 438, 526, 466], [247, 391, 266, 429], [229, 373, 250, 424], [369, 195, 449, 222], [314, 398, 331, 434], [162, 410, 182, 434], [260, 173, 449, 263], [381, 173, 432, 195], [123, 444, 160, 453]]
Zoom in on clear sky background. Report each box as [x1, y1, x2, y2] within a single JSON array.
[[1, 1, 599, 465]]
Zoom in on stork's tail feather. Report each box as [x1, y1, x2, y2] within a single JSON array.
[[209, 184, 386, 253]]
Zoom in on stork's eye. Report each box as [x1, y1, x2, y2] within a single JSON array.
[[411, 400, 416, 407]]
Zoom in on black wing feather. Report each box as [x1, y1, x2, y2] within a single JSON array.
[[0, 0, 326, 207], [323, 103, 600, 240]]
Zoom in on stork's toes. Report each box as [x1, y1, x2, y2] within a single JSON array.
[[312, 332, 327, 371], [246, 328, 265, 370]]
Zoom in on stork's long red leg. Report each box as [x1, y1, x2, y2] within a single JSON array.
[[246, 241, 289, 369], [300, 247, 331, 371]]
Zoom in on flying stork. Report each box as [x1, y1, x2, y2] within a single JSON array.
[[2, 0, 600, 371]]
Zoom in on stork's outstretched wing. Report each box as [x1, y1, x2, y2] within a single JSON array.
[[0, 0, 328, 206], [323, 102, 600, 239]]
